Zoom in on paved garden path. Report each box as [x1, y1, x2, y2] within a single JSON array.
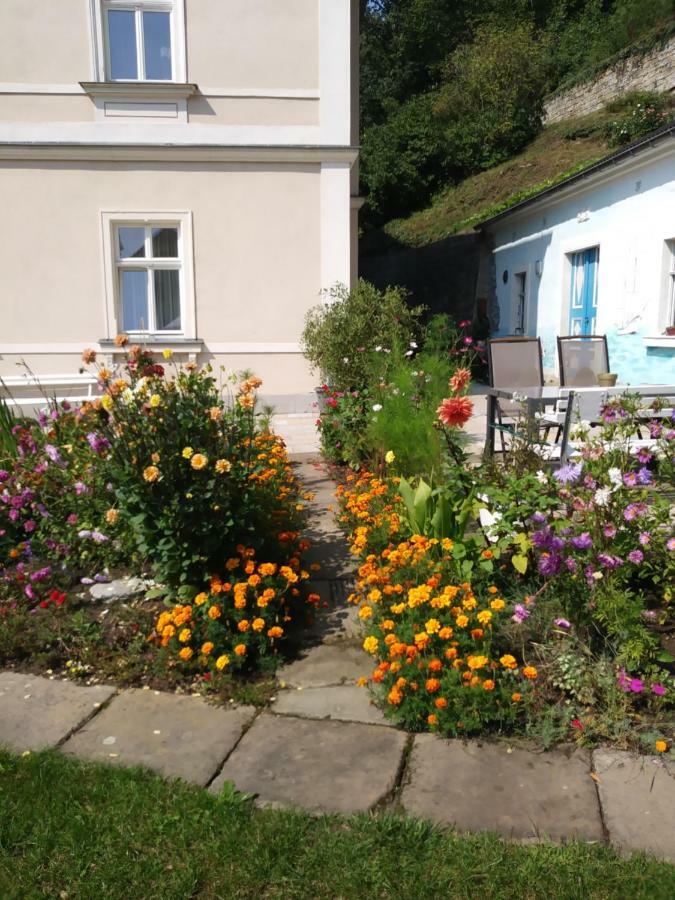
[[1, 454, 674, 860]]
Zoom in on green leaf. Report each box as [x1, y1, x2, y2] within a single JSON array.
[[512, 554, 528, 575], [657, 650, 675, 663]]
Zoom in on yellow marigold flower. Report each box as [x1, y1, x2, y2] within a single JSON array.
[[178, 628, 191, 643], [182, 446, 194, 459], [252, 617, 265, 632], [258, 563, 277, 577], [438, 626, 453, 640], [143, 465, 160, 483], [215, 654, 230, 670], [441, 538, 454, 551], [490, 598, 505, 611], [381, 619, 395, 631], [414, 632, 431, 650], [207, 605, 222, 620], [655, 740, 668, 753], [194, 592, 209, 606], [367, 588, 382, 603], [358, 605, 373, 620], [101, 393, 114, 412], [267, 626, 283, 639], [201, 642, 214, 655], [215, 458, 232, 474], [162, 348, 173, 359], [238, 620, 250, 632], [477, 610, 492, 625], [191, 453, 208, 470], [500, 654, 517, 669], [425, 618, 441, 634], [234, 643, 247, 656], [467, 655, 489, 670], [523, 665, 538, 680], [105, 508, 119, 525], [226, 558, 240, 571], [357, 676, 368, 687], [179, 647, 193, 661], [483, 679, 495, 691], [511, 692, 522, 702], [488, 585, 498, 594], [149, 394, 161, 408], [363, 635, 379, 654], [455, 614, 469, 628], [384, 450, 395, 464], [162, 624, 176, 638], [390, 603, 405, 615]]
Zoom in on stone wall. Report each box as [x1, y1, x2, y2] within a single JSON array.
[[544, 35, 675, 123]]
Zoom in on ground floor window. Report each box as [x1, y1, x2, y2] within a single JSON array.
[[667, 240, 675, 329], [102, 211, 195, 339]]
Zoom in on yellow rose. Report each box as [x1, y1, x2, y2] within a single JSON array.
[[182, 447, 193, 459]]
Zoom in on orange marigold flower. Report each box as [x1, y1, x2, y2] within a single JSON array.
[[471, 628, 484, 640], [434, 697, 448, 709], [438, 626, 453, 640], [388, 687, 403, 705], [455, 614, 469, 628], [179, 646, 193, 661], [427, 714, 439, 726], [201, 642, 214, 655], [481, 549, 494, 560], [428, 658, 443, 672], [234, 643, 247, 656], [425, 678, 441, 693], [511, 692, 522, 702], [248, 574, 261, 587], [267, 626, 283, 639], [444, 647, 458, 660], [483, 679, 495, 691], [655, 740, 668, 753], [252, 617, 265, 632], [490, 598, 506, 611], [238, 620, 250, 632], [437, 396, 473, 428], [215, 458, 231, 474], [226, 558, 240, 571], [207, 605, 222, 620], [523, 666, 538, 680], [449, 367, 471, 394], [209, 406, 222, 421], [500, 654, 517, 669], [194, 592, 209, 606]]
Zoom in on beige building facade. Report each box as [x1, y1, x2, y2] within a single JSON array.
[[0, 0, 359, 409]]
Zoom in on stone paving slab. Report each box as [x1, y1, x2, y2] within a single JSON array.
[[593, 749, 675, 861], [304, 579, 360, 643], [278, 643, 372, 688], [211, 713, 407, 813], [401, 735, 603, 842], [272, 685, 387, 726], [0, 672, 115, 753], [62, 688, 255, 786]]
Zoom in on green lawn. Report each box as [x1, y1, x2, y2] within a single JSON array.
[[1, 751, 674, 899]]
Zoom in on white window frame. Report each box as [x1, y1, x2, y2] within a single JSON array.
[[101, 211, 196, 340], [89, 0, 187, 83], [667, 241, 675, 329], [513, 270, 527, 335]]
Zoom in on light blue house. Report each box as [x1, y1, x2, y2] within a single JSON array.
[[477, 123, 675, 384]]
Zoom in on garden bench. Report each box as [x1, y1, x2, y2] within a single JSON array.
[[0, 373, 98, 408]]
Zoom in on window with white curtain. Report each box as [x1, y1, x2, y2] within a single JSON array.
[[115, 223, 183, 333], [103, 1, 174, 81]]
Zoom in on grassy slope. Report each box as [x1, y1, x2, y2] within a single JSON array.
[[1, 749, 675, 899], [371, 104, 671, 252]]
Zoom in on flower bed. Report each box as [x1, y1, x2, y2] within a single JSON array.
[[0, 342, 312, 691]]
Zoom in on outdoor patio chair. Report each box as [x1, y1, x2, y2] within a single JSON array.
[[487, 336, 552, 453], [557, 335, 609, 387]]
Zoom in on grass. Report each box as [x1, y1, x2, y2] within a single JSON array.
[[1, 750, 674, 899], [365, 99, 675, 252]]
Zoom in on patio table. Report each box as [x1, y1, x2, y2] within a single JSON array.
[[485, 384, 675, 458]]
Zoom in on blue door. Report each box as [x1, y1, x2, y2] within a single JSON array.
[[568, 247, 599, 335]]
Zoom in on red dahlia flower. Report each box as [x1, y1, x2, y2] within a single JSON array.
[[437, 396, 473, 428]]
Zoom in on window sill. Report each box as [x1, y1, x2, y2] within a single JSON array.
[[99, 338, 203, 355], [80, 81, 198, 101], [643, 336, 675, 349]]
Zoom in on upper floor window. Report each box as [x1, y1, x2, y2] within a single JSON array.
[[102, 1, 176, 81], [667, 240, 675, 330]]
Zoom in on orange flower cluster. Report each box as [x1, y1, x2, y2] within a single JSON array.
[[338, 474, 537, 736]]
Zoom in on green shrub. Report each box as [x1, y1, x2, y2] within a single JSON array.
[[301, 280, 425, 392], [603, 91, 671, 146]]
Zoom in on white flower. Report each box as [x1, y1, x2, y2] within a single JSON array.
[[375, 345, 382, 352], [535, 470, 548, 484], [342, 357, 349, 363], [608, 467, 623, 489], [405, 350, 414, 357], [121, 388, 134, 406], [594, 488, 612, 507], [409, 341, 418, 348], [133, 377, 148, 395], [512, 391, 525, 403], [372, 403, 382, 412], [383, 348, 391, 354]]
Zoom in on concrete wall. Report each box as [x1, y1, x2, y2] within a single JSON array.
[[487, 145, 675, 384], [545, 35, 675, 123]]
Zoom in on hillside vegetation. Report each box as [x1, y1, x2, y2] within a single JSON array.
[[360, 1, 675, 233]]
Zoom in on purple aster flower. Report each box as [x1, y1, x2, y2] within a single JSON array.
[[623, 472, 638, 487], [639, 531, 651, 546], [651, 683, 666, 696], [597, 552, 623, 569], [554, 462, 583, 484], [23, 519, 36, 533], [649, 422, 662, 439], [512, 603, 531, 624], [532, 528, 553, 549], [603, 524, 617, 539], [554, 618, 571, 628], [565, 557, 578, 573], [667, 537, 675, 551], [629, 678, 644, 693], [74, 481, 89, 496], [627, 549, 644, 564], [91, 531, 108, 543], [86, 432, 110, 454], [44, 444, 62, 464], [583, 475, 597, 490], [80, 577, 94, 585], [94, 573, 111, 583], [37, 411, 49, 428], [0, 470, 8, 482], [570, 532, 593, 551], [617, 668, 631, 692], [636, 467, 652, 486], [530, 511, 547, 525], [539, 552, 562, 576], [636, 448, 652, 464], [66, 513, 78, 526], [8, 508, 20, 523]]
